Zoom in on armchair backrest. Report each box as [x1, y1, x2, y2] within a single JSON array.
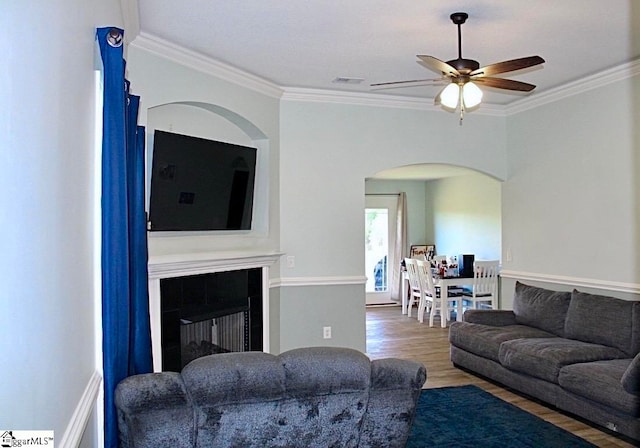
[[115, 347, 427, 448]]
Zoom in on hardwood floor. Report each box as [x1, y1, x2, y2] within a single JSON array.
[[365, 305, 637, 448]]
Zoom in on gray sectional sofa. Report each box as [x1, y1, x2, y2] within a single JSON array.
[[115, 346, 427, 448], [449, 282, 640, 441]]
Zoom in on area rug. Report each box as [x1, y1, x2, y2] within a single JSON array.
[[406, 385, 596, 447]]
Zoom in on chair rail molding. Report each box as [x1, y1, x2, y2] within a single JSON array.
[[500, 270, 640, 295], [273, 276, 367, 288]]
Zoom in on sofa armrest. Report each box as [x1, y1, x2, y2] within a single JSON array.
[[115, 372, 194, 448], [621, 353, 640, 396], [360, 358, 427, 448], [370, 358, 427, 391], [463, 309, 517, 326]]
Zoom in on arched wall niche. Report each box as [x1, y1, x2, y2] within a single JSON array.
[[145, 101, 270, 251]]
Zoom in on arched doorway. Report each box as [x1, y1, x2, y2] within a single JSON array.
[[364, 163, 502, 319]]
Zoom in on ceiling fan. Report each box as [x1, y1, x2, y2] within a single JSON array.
[[371, 12, 545, 120]]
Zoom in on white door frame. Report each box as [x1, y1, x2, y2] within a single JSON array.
[[365, 195, 398, 305]]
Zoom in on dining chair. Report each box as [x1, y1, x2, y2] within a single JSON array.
[[415, 259, 448, 326], [404, 258, 423, 318], [461, 260, 500, 311]]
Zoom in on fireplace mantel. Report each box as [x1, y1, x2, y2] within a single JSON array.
[[147, 250, 282, 371], [148, 250, 283, 279]]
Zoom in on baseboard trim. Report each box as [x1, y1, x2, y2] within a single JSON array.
[[58, 371, 102, 448], [500, 270, 640, 295]]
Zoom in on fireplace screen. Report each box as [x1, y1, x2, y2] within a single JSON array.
[[159, 268, 262, 372], [180, 311, 249, 367]]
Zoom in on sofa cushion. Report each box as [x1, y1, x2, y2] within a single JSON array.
[[449, 322, 557, 362], [181, 351, 285, 405], [513, 282, 571, 337], [463, 309, 517, 326], [559, 359, 640, 416], [621, 352, 640, 395], [499, 337, 628, 383], [280, 346, 371, 397], [565, 290, 637, 356]]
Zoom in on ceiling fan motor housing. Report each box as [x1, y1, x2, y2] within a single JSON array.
[[450, 12, 469, 25], [446, 58, 480, 74]]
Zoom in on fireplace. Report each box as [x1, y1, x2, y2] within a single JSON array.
[[160, 269, 262, 371], [147, 251, 281, 371]]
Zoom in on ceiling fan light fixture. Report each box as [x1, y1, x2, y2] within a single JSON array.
[[439, 83, 460, 109], [462, 82, 483, 108]]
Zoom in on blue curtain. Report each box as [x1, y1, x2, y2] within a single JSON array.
[[97, 27, 153, 448]]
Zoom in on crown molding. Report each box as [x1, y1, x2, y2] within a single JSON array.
[[130, 32, 284, 99], [127, 29, 639, 115], [505, 58, 640, 115], [281, 88, 506, 116]]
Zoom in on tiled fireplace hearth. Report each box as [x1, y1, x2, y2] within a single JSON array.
[[147, 250, 281, 371]]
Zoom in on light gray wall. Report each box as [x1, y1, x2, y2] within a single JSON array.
[[501, 74, 640, 307], [425, 173, 502, 261], [126, 45, 506, 353], [126, 26, 639, 358], [279, 99, 506, 351], [279, 285, 365, 353], [279, 100, 506, 279], [2, 0, 123, 439]]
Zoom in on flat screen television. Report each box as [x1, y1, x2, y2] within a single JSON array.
[[148, 130, 257, 231]]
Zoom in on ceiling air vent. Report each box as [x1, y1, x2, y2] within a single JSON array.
[[332, 77, 364, 85]]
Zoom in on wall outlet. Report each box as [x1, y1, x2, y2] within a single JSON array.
[[286, 255, 295, 268], [506, 248, 513, 262], [323, 326, 332, 339]]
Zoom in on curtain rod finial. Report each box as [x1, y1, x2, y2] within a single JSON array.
[[107, 28, 123, 48]]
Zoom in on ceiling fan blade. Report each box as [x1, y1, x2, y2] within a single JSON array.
[[417, 55, 460, 77], [470, 56, 545, 77], [474, 77, 536, 92], [434, 88, 443, 105], [370, 78, 444, 90]]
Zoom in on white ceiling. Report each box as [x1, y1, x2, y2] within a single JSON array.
[[135, 0, 640, 106], [131, 1, 639, 180]]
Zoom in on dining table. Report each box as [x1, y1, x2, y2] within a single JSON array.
[[401, 270, 472, 328]]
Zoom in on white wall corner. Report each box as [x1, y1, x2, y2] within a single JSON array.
[[120, 0, 140, 42], [58, 371, 103, 448]]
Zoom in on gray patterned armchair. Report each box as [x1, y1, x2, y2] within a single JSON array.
[[115, 346, 426, 447]]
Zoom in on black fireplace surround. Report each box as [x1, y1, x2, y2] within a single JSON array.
[[160, 268, 262, 371]]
